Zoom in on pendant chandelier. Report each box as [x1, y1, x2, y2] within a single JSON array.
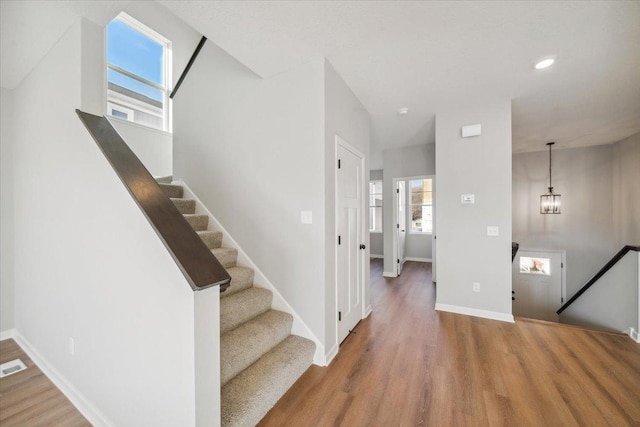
[[540, 142, 561, 214]]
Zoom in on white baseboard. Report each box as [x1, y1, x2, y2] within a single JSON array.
[[325, 343, 339, 366], [177, 180, 327, 366], [364, 305, 373, 318], [623, 327, 640, 343], [369, 254, 383, 259], [404, 257, 432, 263], [12, 330, 114, 427], [435, 303, 514, 323], [382, 271, 397, 278], [0, 328, 16, 341]]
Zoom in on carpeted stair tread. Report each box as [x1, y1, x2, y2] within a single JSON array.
[[155, 176, 173, 184], [171, 198, 196, 214], [197, 230, 222, 249], [158, 183, 183, 198], [183, 214, 209, 231], [221, 310, 293, 386], [220, 288, 272, 334], [212, 247, 238, 268], [223, 267, 255, 297], [221, 335, 315, 427]]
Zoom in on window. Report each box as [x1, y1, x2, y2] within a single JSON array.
[[369, 180, 383, 232], [410, 179, 433, 233], [106, 13, 171, 132]]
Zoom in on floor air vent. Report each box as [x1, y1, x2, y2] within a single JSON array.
[[0, 359, 27, 378]]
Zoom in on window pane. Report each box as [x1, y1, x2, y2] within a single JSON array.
[[411, 191, 432, 205], [107, 19, 163, 85], [373, 181, 382, 194], [108, 68, 163, 103], [369, 207, 382, 232], [410, 179, 432, 193]]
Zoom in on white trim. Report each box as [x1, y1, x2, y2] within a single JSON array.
[[435, 303, 515, 323], [518, 248, 567, 302], [364, 305, 373, 318], [382, 271, 397, 278], [404, 257, 432, 263], [369, 254, 384, 259], [0, 329, 16, 341], [12, 331, 114, 426], [624, 327, 640, 343], [176, 180, 327, 366], [325, 343, 339, 366]]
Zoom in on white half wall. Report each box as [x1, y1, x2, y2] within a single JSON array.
[[172, 41, 327, 346], [110, 118, 173, 177], [435, 100, 512, 319], [1, 87, 15, 332], [11, 18, 200, 426]]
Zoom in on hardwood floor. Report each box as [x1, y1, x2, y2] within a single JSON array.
[[0, 339, 90, 426], [259, 259, 640, 426]]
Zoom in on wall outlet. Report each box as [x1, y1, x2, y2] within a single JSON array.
[[69, 337, 75, 356], [301, 210, 313, 224], [487, 226, 499, 236], [473, 282, 480, 292]]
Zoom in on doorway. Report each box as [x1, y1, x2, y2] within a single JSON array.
[[396, 181, 406, 275], [512, 249, 566, 322], [336, 137, 365, 343]]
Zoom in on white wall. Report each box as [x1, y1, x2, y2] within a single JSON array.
[[11, 18, 200, 426], [172, 42, 327, 346], [435, 100, 513, 320], [513, 144, 616, 298], [382, 144, 435, 273], [369, 169, 384, 256], [613, 132, 640, 249], [110, 118, 173, 177], [1, 87, 15, 332], [561, 249, 638, 333], [324, 60, 371, 355]]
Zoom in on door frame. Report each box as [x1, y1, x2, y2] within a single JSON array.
[[334, 135, 367, 347], [392, 175, 436, 278], [396, 180, 406, 275]]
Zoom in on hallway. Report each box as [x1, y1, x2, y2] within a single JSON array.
[[259, 259, 640, 426]]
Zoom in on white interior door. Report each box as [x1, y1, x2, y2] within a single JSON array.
[[396, 181, 406, 275], [512, 250, 563, 322], [337, 141, 364, 343]]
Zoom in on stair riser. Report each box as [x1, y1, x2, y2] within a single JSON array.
[[184, 215, 209, 231], [171, 199, 196, 214], [213, 249, 238, 268], [198, 231, 222, 249], [220, 289, 273, 334], [222, 268, 255, 297], [159, 184, 183, 198]]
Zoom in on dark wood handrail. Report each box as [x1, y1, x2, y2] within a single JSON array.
[[557, 245, 640, 314], [170, 36, 207, 99], [76, 109, 230, 291]]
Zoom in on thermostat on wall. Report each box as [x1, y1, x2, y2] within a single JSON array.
[[461, 194, 475, 204], [462, 124, 482, 138]]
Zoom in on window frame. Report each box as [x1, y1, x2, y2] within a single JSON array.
[[408, 177, 433, 235], [106, 13, 173, 133], [369, 180, 383, 233]]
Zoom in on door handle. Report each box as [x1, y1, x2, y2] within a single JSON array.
[[359, 244, 366, 250], [401, 230, 405, 232]]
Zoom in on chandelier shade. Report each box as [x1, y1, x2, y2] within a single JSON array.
[[540, 142, 561, 214]]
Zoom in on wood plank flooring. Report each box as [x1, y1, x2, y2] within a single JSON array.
[[259, 259, 640, 426], [0, 339, 90, 426]]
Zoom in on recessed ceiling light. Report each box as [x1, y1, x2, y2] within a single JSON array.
[[397, 108, 409, 115], [534, 58, 555, 70]]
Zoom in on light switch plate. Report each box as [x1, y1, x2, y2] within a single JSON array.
[[462, 123, 482, 138], [301, 211, 313, 224], [487, 226, 499, 237]]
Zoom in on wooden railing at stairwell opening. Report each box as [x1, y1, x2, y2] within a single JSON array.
[[76, 109, 231, 291], [556, 245, 640, 315]]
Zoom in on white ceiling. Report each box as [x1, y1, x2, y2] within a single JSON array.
[[3, 1, 639, 168]]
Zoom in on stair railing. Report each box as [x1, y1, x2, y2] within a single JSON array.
[[76, 109, 230, 291], [557, 245, 640, 314]]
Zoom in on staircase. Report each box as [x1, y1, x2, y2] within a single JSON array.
[[159, 181, 316, 426]]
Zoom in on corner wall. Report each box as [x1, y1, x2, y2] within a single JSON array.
[[435, 100, 513, 320], [613, 132, 640, 248], [1, 87, 15, 332], [11, 18, 199, 426], [324, 60, 371, 355]]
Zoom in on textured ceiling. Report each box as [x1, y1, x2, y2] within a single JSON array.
[[3, 1, 639, 168]]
